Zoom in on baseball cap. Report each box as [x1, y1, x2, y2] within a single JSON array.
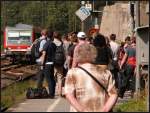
[[77, 32, 86, 39]]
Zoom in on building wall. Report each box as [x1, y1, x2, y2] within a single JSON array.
[[100, 3, 132, 41], [139, 1, 149, 26], [99, 1, 149, 41]]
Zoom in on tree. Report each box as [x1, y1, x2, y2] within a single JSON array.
[[1, 1, 81, 34]]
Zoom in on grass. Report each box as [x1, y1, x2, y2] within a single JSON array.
[[113, 94, 148, 112], [1, 78, 37, 109]]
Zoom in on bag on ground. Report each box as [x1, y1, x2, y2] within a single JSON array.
[[26, 87, 49, 99]]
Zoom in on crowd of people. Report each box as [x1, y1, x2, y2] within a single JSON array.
[[31, 28, 136, 112]]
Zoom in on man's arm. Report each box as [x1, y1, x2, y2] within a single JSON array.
[[39, 51, 46, 65]]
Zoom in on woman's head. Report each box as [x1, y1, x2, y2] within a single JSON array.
[[125, 36, 131, 44], [93, 34, 107, 47], [74, 43, 97, 64]]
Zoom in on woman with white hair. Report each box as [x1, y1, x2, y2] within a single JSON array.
[[64, 43, 118, 112]]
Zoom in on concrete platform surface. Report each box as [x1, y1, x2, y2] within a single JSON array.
[[7, 96, 70, 112]]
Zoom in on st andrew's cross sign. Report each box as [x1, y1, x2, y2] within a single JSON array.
[[75, 6, 91, 21]]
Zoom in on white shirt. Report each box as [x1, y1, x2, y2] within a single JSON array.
[[109, 41, 119, 61]]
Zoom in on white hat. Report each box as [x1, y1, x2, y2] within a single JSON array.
[[77, 32, 86, 38]]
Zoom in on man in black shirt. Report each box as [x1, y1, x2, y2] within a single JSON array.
[[39, 38, 56, 98]]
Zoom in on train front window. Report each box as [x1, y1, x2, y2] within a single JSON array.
[[19, 32, 32, 45], [7, 31, 32, 45], [7, 32, 19, 44]]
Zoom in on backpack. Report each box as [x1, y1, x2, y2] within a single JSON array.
[[31, 38, 46, 59], [54, 43, 66, 66], [26, 87, 49, 99]]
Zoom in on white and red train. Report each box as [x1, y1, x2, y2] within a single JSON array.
[[3, 24, 36, 63]]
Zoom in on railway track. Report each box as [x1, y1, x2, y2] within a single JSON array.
[[1, 58, 39, 89], [1, 57, 39, 112]]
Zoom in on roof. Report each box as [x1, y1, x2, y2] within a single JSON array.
[[5, 24, 33, 30], [15, 23, 33, 29], [135, 25, 149, 31]]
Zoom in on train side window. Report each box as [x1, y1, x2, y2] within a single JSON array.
[[20, 36, 31, 41], [8, 37, 19, 40]]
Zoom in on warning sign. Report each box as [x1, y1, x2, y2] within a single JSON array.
[[89, 28, 99, 35]]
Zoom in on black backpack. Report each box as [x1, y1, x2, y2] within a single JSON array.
[[54, 43, 66, 66], [26, 87, 49, 99], [31, 38, 46, 59]]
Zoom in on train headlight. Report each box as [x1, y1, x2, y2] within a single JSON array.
[[8, 47, 11, 50], [27, 47, 31, 51], [4, 49, 7, 53], [5, 48, 12, 55]]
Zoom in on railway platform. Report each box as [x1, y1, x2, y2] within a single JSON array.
[[7, 96, 70, 112], [6, 91, 132, 112]]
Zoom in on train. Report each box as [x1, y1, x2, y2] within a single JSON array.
[[3, 24, 37, 63]]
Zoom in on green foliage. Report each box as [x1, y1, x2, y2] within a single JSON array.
[[114, 96, 147, 112], [1, 1, 81, 34], [1, 79, 37, 109]]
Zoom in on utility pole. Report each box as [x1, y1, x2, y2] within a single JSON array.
[[92, 0, 102, 29], [75, 15, 77, 31], [135, 1, 140, 98], [148, 33, 149, 112], [81, 1, 85, 31], [135, 1, 140, 27], [81, 21, 84, 31], [129, 1, 135, 34], [146, 2, 149, 111]]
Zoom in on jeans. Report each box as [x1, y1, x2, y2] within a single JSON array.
[[111, 68, 119, 88], [37, 64, 56, 96], [118, 64, 135, 98], [110, 60, 119, 88]]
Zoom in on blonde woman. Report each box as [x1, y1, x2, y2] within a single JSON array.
[[64, 43, 118, 112]]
